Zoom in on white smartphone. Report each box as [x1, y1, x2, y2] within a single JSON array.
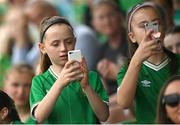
[[68, 50, 82, 62], [68, 50, 83, 79], [145, 21, 161, 42]]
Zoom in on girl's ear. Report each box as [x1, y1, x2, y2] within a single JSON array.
[[0, 107, 8, 120], [128, 32, 136, 43], [38, 43, 46, 54]]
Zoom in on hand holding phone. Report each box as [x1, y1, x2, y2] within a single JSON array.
[[68, 50, 83, 79], [68, 50, 82, 62], [145, 21, 161, 41]]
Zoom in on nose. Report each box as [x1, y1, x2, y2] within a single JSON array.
[[17, 86, 24, 96], [60, 42, 67, 51]]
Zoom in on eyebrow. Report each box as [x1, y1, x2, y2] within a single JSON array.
[[139, 18, 160, 24], [50, 36, 74, 43]]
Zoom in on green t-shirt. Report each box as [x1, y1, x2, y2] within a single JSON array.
[[25, 116, 36, 124], [117, 55, 180, 123], [11, 120, 23, 124], [30, 67, 108, 124]]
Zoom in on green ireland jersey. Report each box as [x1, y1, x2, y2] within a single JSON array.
[[117, 55, 180, 123], [30, 67, 108, 124], [25, 116, 36, 124]]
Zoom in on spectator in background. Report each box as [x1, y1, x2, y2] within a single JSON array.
[[10, 0, 59, 68], [173, 0, 180, 25], [74, 25, 100, 71], [13, 0, 99, 71], [164, 26, 180, 54], [156, 75, 180, 124], [25, 0, 58, 26], [92, 0, 128, 96], [0, 7, 32, 88], [91, 0, 132, 123], [149, 0, 174, 28], [0, 90, 21, 124], [3, 64, 35, 123], [0, 24, 12, 88], [4, 7, 33, 65], [7, 0, 26, 7]]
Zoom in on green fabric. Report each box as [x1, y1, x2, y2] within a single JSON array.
[[30, 68, 108, 124], [174, 9, 180, 26], [0, 55, 11, 88], [11, 120, 23, 124], [118, 0, 144, 13], [25, 116, 36, 124], [117, 55, 180, 123]]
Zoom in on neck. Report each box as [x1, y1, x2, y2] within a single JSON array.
[[147, 51, 167, 65], [51, 64, 63, 76], [16, 105, 30, 122], [108, 31, 122, 49]]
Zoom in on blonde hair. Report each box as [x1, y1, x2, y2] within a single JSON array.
[[5, 63, 34, 80]]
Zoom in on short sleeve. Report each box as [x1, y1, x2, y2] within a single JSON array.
[[117, 64, 128, 86], [30, 76, 46, 118]]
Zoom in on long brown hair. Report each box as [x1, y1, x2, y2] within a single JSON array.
[[39, 16, 74, 73], [126, 2, 177, 75]]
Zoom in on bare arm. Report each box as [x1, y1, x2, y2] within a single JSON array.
[[34, 80, 64, 123], [84, 85, 109, 122], [117, 58, 141, 108], [117, 30, 161, 108], [34, 61, 82, 123], [80, 58, 109, 122]]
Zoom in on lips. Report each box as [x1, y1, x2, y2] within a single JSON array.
[[59, 55, 68, 60]]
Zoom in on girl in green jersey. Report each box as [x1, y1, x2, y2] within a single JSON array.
[[30, 16, 109, 124], [117, 2, 179, 123]]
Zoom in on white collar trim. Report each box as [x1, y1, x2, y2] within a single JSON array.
[[143, 58, 170, 71], [49, 66, 58, 80]]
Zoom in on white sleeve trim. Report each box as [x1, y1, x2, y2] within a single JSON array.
[[30, 102, 40, 121], [103, 100, 109, 106]]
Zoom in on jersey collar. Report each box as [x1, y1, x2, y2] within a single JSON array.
[[48, 66, 58, 80], [143, 57, 170, 71]]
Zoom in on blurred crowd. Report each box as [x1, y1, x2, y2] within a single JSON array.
[[0, 0, 180, 124]]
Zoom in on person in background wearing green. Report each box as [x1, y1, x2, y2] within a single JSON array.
[[117, 2, 180, 123], [3, 64, 36, 124], [164, 26, 180, 54], [30, 16, 109, 124]]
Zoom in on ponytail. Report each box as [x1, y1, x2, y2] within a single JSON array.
[[39, 53, 52, 74], [39, 16, 74, 73]]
